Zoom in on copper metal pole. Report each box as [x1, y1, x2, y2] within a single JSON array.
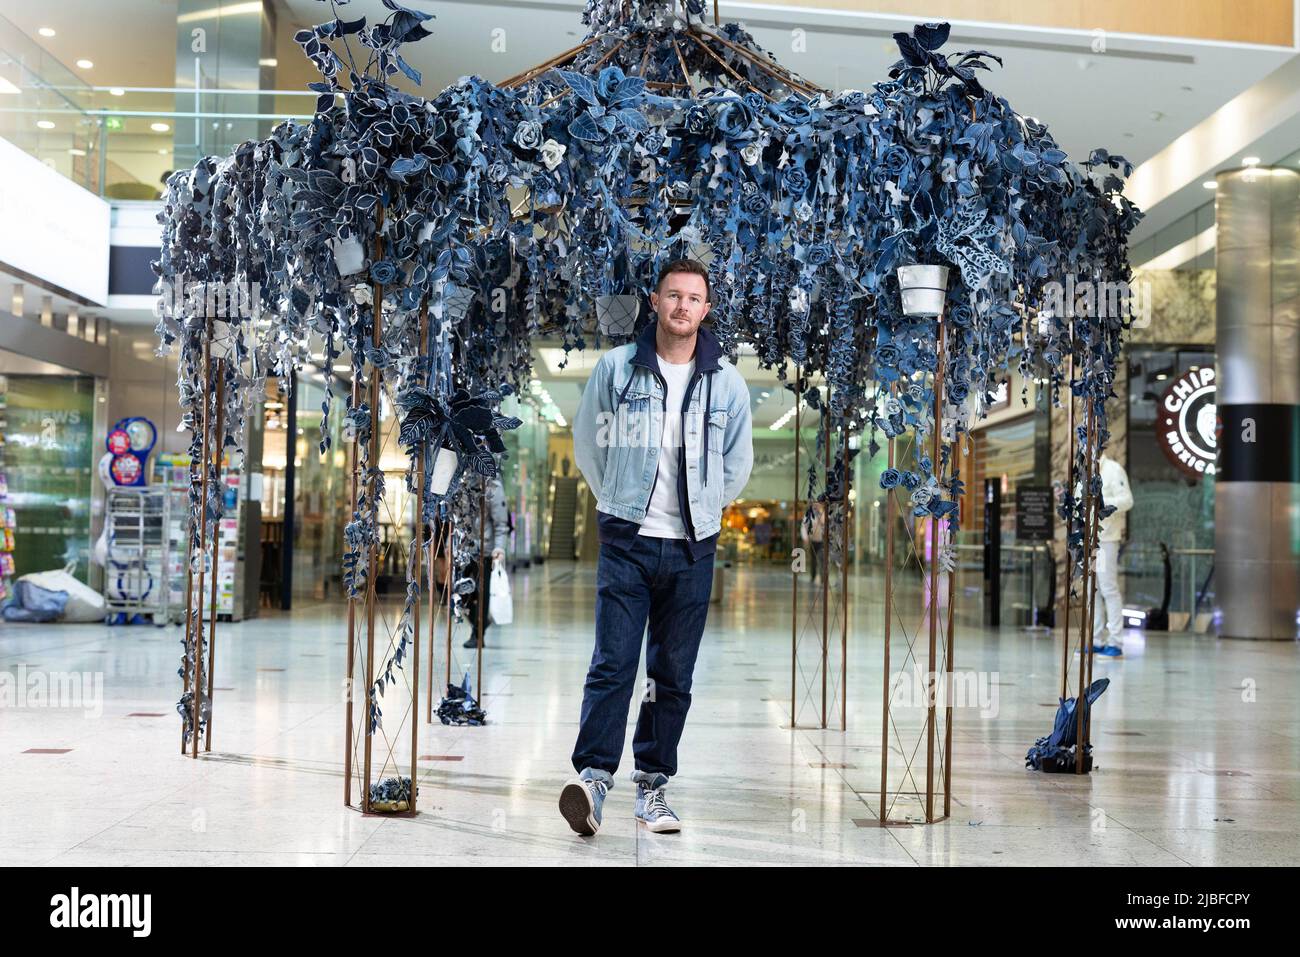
[[840, 421, 849, 732], [944, 437, 960, 818], [1083, 404, 1101, 749], [203, 357, 225, 754], [790, 370, 801, 726], [1076, 398, 1098, 772], [426, 524, 438, 725], [476, 481, 487, 705], [361, 217, 385, 812], [880, 389, 896, 823], [821, 394, 830, 729], [409, 299, 428, 811], [1061, 321, 1076, 702], [925, 314, 946, 822], [343, 369, 361, 806], [445, 514, 454, 689], [190, 324, 212, 760]]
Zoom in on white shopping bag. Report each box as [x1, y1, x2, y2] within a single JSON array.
[[488, 559, 513, 625]]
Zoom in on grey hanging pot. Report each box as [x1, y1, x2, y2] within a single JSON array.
[[329, 235, 365, 277], [595, 294, 639, 336], [897, 265, 950, 318]]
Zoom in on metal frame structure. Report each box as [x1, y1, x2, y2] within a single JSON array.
[[873, 314, 956, 825]]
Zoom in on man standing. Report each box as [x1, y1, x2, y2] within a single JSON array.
[[462, 473, 508, 649], [560, 259, 753, 836]]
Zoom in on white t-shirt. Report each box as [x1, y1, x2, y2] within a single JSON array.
[[639, 355, 696, 539]]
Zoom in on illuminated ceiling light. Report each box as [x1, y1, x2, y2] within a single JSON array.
[[75, 59, 93, 69], [150, 121, 170, 132], [259, 58, 277, 67], [36, 119, 54, 129], [109, 87, 125, 96], [1202, 181, 1217, 190], [0, 77, 21, 95], [1155, 373, 1168, 381], [1242, 156, 1261, 166], [68, 147, 86, 156], [177, 1, 263, 24], [38, 27, 56, 37]]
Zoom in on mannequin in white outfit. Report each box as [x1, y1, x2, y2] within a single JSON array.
[[1092, 454, 1134, 653]]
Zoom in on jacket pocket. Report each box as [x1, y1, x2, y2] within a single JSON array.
[[705, 408, 727, 486]]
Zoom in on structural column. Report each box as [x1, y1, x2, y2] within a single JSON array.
[[1214, 166, 1300, 640]]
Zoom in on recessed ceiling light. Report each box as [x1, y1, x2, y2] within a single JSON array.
[[150, 121, 170, 132], [38, 27, 56, 37], [75, 59, 93, 69], [68, 147, 86, 156], [1202, 181, 1218, 189], [109, 87, 124, 96], [158, 148, 168, 154], [36, 119, 55, 129], [1242, 156, 1261, 166]]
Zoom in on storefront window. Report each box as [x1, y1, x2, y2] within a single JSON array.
[[1, 374, 96, 580]]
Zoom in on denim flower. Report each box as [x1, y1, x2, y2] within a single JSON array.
[[370, 259, 400, 285], [770, 99, 813, 126], [513, 119, 543, 151], [742, 191, 769, 215], [783, 167, 810, 195], [910, 485, 933, 509], [901, 471, 922, 490], [715, 96, 756, 140], [880, 467, 902, 489], [947, 380, 970, 404], [684, 105, 711, 135], [740, 142, 762, 166], [793, 200, 814, 222], [806, 242, 834, 267], [540, 138, 567, 170], [487, 160, 510, 183]]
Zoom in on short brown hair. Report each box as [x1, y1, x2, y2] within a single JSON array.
[[655, 258, 711, 302]]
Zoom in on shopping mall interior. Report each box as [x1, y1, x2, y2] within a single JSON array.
[[0, 0, 1296, 876]]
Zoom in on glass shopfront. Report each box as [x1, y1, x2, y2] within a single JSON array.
[[1126, 346, 1217, 626]]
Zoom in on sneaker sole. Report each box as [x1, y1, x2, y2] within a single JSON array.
[[559, 782, 598, 836], [637, 816, 682, 834]]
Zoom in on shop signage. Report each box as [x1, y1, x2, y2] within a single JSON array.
[[1156, 366, 1216, 478], [1015, 486, 1054, 542]]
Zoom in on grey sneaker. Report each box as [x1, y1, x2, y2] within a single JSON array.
[[632, 770, 681, 833], [559, 768, 610, 836]]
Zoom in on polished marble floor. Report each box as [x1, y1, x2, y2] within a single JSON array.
[[1, 560, 1296, 866]]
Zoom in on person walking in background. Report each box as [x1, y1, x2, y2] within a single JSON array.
[[462, 473, 508, 649], [800, 499, 827, 586], [1092, 453, 1134, 658], [559, 258, 753, 837]]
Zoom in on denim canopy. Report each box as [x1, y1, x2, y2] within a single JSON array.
[[156, 2, 1141, 738]]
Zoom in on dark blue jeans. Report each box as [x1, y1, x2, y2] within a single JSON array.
[[571, 536, 715, 779]]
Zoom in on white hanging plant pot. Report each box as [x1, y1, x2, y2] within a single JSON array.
[[329, 235, 366, 276], [897, 264, 950, 318], [596, 294, 639, 336], [430, 446, 459, 495]]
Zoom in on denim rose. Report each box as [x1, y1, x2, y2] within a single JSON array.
[[948, 380, 969, 404], [880, 467, 902, 489], [949, 304, 973, 327], [783, 167, 810, 194], [743, 91, 766, 113], [906, 383, 924, 403], [539, 138, 567, 170], [806, 242, 833, 266], [513, 120, 543, 151], [684, 105, 711, 135], [901, 471, 922, 490], [370, 259, 400, 285], [770, 99, 813, 125], [876, 342, 901, 368], [740, 142, 762, 166], [487, 160, 510, 183], [642, 130, 666, 154], [743, 191, 769, 215], [910, 485, 933, 509], [794, 200, 814, 222], [715, 97, 756, 140]]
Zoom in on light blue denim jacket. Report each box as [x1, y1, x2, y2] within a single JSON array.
[[573, 321, 753, 541]]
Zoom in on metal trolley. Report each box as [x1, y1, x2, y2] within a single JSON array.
[[104, 487, 180, 623]]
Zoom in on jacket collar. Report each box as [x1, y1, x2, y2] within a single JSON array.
[[629, 320, 723, 376]]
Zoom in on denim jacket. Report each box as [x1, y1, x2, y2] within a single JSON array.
[[573, 321, 753, 544]]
